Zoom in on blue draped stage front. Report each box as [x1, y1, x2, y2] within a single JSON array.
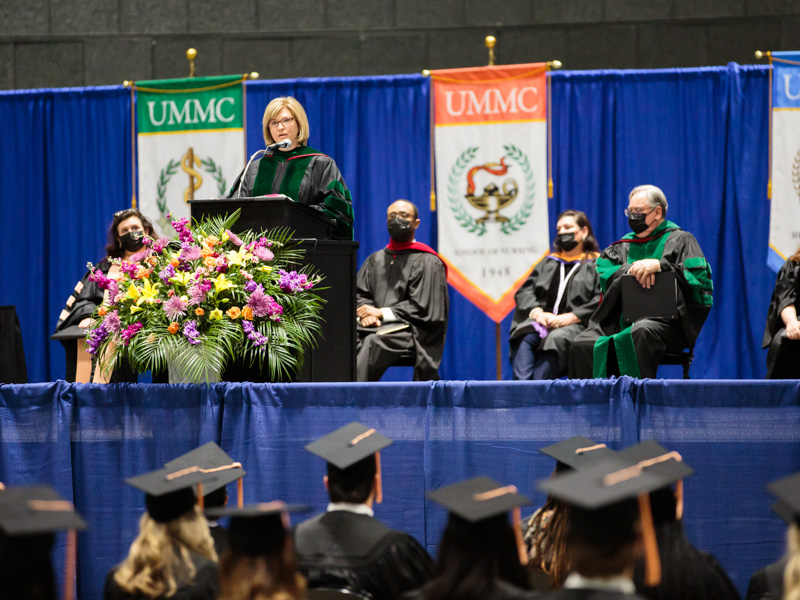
[[0, 63, 773, 382], [0, 379, 797, 598]]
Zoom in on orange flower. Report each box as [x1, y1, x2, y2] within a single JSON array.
[[170, 258, 180, 267], [147, 256, 158, 267], [204, 256, 217, 268], [195, 308, 205, 316], [205, 235, 219, 247], [168, 322, 180, 334], [241, 306, 254, 320], [227, 306, 242, 319], [97, 306, 108, 317], [135, 267, 149, 279]]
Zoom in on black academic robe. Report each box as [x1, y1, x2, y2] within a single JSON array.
[[102, 553, 219, 600], [294, 511, 434, 600], [228, 144, 354, 240], [208, 522, 228, 557], [54, 258, 112, 334], [569, 221, 712, 379], [405, 579, 538, 600], [356, 248, 449, 381], [509, 254, 600, 370], [746, 557, 787, 600], [632, 521, 740, 600], [762, 259, 800, 378]]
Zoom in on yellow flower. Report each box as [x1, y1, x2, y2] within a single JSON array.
[[124, 283, 142, 303], [170, 270, 193, 287], [212, 273, 236, 293], [257, 266, 273, 273], [135, 278, 161, 306], [226, 247, 251, 267], [209, 309, 224, 321], [129, 305, 144, 314]]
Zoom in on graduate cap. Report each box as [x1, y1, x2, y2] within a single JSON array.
[[427, 476, 531, 523], [305, 422, 393, 470], [768, 471, 800, 524], [0, 485, 87, 536], [539, 436, 618, 471], [540, 449, 688, 586], [164, 441, 245, 507], [126, 466, 222, 523], [207, 501, 309, 556]]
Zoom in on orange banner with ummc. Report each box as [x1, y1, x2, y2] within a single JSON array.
[[432, 63, 550, 322]]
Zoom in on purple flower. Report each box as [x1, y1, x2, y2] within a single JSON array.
[[152, 237, 171, 254], [104, 310, 121, 334], [225, 230, 244, 247], [252, 247, 274, 262], [107, 280, 120, 302], [120, 322, 144, 346], [163, 296, 188, 320], [278, 270, 314, 293], [129, 248, 149, 263], [243, 280, 262, 293], [188, 279, 214, 306], [86, 325, 109, 355], [158, 264, 175, 283], [242, 320, 268, 348], [120, 261, 139, 277], [170, 215, 195, 244], [180, 243, 201, 262], [88, 268, 114, 290], [183, 320, 201, 345], [246, 289, 283, 321]]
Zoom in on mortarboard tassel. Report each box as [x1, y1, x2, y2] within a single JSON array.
[[675, 479, 684, 521], [639, 493, 661, 586], [237, 477, 244, 508], [375, 452, 383, 504], [197, 484, 204, 511], [512, 506, 529, 566]]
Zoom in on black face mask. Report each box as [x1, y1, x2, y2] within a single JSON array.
[[120, 230, 144, 252], [628, 213, 651, 234], [388, 216, 414, 243], [556, 232, 579, 252]]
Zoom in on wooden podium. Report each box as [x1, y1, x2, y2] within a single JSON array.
[[190, 196, 357, 382]]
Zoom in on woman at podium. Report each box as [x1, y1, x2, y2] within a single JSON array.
[[228, 96, 354, 240]]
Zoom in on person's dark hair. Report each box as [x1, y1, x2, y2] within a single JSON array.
[[568, 536, 638, 579], [420, 513, 531, 600], [326, 455, 376, 504], [203, 487, 228, 511], [0, 532, 57, 600], [218, 536, 306, 600], [790, 245, 800, 263], [526, 496, 572, 589], [105, 209, 156, 259], [553, 210, 600, 254]]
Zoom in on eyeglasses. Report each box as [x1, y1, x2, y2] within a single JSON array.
[[268, 117, 294, 129], [624, 208, 655, 218], [388, 211, 414, 220]]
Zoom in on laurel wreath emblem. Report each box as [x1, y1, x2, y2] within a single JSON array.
[[447, 144, 536, 237], [793, 147, 800, 201], [155, 156, 228, 219]]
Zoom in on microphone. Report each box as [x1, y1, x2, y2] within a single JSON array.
[[234, 149, 266, 198], [267, 139, 292, 150]]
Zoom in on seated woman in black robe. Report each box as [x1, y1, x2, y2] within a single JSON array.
[[509, 210, 600, 380], [763, 248, 800, 378], [409, 477, 536, 600], [54, 209, 156, 382]]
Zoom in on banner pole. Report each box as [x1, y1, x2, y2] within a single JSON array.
[[125, 81, 137, 209], [496, 321, 502, 380]]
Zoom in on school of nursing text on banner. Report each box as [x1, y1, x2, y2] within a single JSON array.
[[432, 63, 550, 322], [134, 75, 246, 235], [769, 51, 800, 272]]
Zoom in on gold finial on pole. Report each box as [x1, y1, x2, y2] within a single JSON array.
[[122, 80, 132, 87], [548, 60, 562, 70], [755, 50, 764, 59], [422, 69, 431, 76], [186, 48, 197, 78], [485, 35, 496, 66], [248, 72, 259, 80]]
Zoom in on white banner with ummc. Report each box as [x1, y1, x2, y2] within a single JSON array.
[[432, 63, 550, 322], [134, 75, 246, 235], [769, 51, 800, 272]]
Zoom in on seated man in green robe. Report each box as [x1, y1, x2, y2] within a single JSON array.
[[568, 185, 713, 379]]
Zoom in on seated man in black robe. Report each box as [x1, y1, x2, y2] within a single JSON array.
[[294, 422, 433, 600], [356, 200, 448, 381], [569, 185, 713, 379]]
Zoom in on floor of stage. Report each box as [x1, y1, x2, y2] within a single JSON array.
[[1, 377, 798, 598]]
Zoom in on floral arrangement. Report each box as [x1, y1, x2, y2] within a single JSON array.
[[85, 210, 324, 383]]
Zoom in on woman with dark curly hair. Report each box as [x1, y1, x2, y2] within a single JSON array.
[[54, 209, 156, 382]]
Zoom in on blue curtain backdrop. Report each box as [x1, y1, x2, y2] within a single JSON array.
[[0, 378, 796, 598], [0, 65, 774, 381]]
